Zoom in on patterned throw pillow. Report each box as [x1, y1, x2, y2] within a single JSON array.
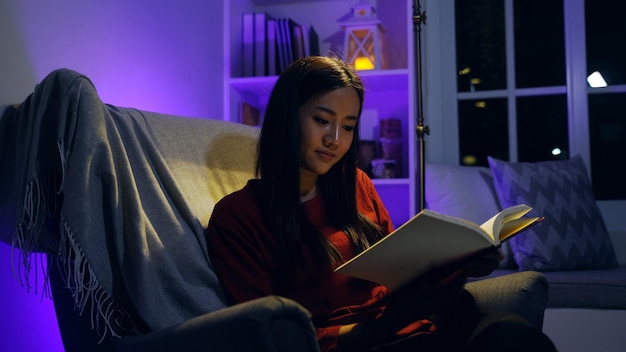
[[487, 155, 618, 271]]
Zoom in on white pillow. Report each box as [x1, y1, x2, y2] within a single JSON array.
[[425, 163, 500, 224]]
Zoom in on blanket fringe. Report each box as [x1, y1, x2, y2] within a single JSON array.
[[12, 174, 57, 296], [57, 217, 138, 342], [11, 139, 139, 343], [12, 139, 63, 296]]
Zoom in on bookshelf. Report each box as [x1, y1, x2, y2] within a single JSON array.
[[223, 0, 416, 227]]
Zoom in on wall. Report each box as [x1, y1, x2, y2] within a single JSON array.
[[0, 0, 224, 351], [0, 0, 224, 119]]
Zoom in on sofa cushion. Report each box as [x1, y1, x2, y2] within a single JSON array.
[[488, 267, 626, 309], [488, 155, 618, 271], [425, 163, 517, 269], [541, 266, 626, 309]]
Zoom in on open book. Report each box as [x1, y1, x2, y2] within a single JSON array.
[[335, 204, 543, 291]]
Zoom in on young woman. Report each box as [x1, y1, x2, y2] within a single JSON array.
[[205, 56, 555, 352]]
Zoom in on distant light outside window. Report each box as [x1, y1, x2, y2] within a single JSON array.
[[587, 71, 608, 88]]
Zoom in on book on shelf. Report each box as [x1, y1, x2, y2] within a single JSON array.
[[335, 204, 544, 291], [286, 17, 301, 63], [276, 18, 289, 73], [308, 25, 320, 56], [242, 13, 254, 77], [241, 13, 311, 76], [291, 20, 306, 61], [243, 12, 282, 77], [253, 12, 268, 77], [239, 102, 261, 127], [266, 17, 279, 76], [276, 17, 306, 72], [278, 18, 294, 70]]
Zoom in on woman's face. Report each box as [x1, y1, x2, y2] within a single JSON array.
[[298, 87, 360, 194]]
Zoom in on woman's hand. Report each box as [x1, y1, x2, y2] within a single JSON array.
[[460, 247, 503, 278]]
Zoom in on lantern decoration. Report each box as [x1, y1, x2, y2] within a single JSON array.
[[339, 0, 385, 71]]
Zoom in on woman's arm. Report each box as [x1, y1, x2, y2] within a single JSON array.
[[205, 191, 277, 304]]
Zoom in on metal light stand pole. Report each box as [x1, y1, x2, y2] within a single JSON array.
[[413, 0, 429, 212]]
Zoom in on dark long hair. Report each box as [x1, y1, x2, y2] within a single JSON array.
[[256, 56, 383, 267]]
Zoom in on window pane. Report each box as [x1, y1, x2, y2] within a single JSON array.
[[588, 93, 626, 200], [455, 0, 506, 92], [514, 0, 565, 88], [458, 98, 509, 166], [586, 1, 626, 85], [516, 95, 568, 162]]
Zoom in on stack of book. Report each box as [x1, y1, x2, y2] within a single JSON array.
[[242, 13, 320, 77]]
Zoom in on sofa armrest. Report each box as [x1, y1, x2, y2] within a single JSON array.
[[115, 295, 319, 352], [465, 271, 549, 330]]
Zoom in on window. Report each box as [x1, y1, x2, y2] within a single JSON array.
[[455, 0, 567, 165], [428, 0, 626, 200]]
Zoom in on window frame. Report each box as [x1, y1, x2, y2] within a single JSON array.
[[421, 0, 625, 222]]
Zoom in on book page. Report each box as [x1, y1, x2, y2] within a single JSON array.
[[479, 204, 532, 244], [498, 216, 544, 242]]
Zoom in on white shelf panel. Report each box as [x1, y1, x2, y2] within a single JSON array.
[[229, 68, 409, 105], [372, 178, 410, 186]]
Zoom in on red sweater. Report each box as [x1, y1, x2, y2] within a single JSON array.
[[206, 170, 400, 351]]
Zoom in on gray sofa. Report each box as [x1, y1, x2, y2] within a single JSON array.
[[425, 162, 626, 351], [1, 69, 551, 351]]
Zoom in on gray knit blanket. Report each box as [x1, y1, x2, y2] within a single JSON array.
[[0, 69, 229, 338]]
